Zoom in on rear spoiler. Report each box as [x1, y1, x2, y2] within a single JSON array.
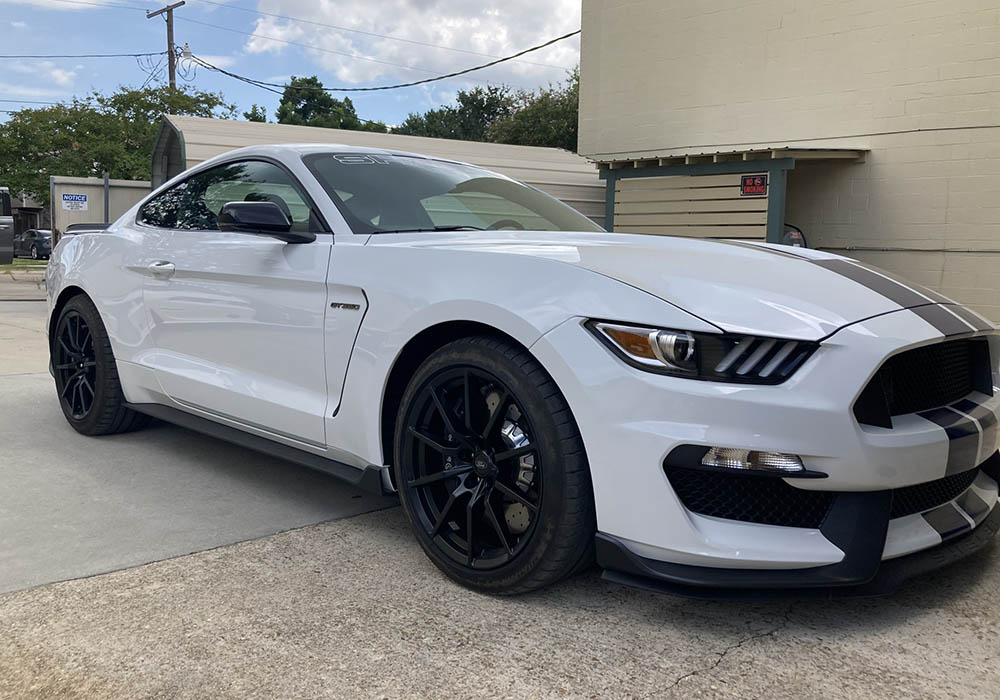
[[63, 222, 112, 235]]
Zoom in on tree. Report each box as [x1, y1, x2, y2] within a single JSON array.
[[393, 86, 514, 141], [0, 85, 235, 205], [487, 69, 580, 152], [243, 104, 267, 122], [275, 76, 387, 132]]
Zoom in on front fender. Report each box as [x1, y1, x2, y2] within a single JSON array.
[[325, 241, 715, 467]]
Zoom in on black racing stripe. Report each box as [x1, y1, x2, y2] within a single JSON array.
[[956, 489, 991, 524], [714, 240, 807, 260], [922, 503, 972, 540], [954, 398, 1000, 465], [811, 259, 930, 307], [945, 303, 995, 332], [850, 261, 953, 304], [919, 407, 981, 474], [911, 304, 974, 337]]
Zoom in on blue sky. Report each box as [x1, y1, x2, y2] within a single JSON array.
[[0, 0, 581, 125]]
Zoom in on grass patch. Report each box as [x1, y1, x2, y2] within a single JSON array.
[[0, 258, 48, 274]]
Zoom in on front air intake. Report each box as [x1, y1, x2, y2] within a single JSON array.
[[854, 338, 992, 428]]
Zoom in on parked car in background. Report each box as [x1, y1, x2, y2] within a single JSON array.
[[45, 144, 1000, 597], [13, 229, 52, 260]]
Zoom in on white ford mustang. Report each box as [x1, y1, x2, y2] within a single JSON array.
[[46, 144, 1000, 596]]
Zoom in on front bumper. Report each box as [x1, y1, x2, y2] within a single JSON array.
[[596, 461, 1000, 597], [532, 309, 1000, 578]]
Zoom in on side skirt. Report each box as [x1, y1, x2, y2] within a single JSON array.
[[124, 402, 393, 496]]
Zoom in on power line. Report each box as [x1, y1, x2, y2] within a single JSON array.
[[186, 0, 569, 70], [0, 51, 167, 59], [0, 99, 61, 105], [190, 29, 580, 94]]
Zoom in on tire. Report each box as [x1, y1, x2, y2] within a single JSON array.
[[52, 295, 150, 436], [30, 245, 38, 260], [394, 336, 596, 594]]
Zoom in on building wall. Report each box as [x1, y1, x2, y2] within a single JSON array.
[[580, 0, 1000, 320], [50, 177, 150, 237]]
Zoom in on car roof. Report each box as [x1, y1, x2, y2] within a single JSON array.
[[200, 143, 469, 168]]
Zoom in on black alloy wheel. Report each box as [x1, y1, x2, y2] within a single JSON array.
[[54, 309, 97, 420], [403, 366, 543, 569], [52, 295, 150, 435], [395, 336, 595, 594]]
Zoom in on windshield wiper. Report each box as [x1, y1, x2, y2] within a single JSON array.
[[372, 225, 487, 234]]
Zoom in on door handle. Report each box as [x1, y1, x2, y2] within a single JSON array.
[[148, 261, 175, 279]]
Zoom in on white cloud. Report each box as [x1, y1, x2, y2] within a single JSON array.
[[11, 20, 28, 28], [0, 0, 99, 11], [49, 68, 75, 85], [8, 60, 77, 87], [194, 54, 238, 69], [240, 0, 580, 87], [0, 82, 69, 99]]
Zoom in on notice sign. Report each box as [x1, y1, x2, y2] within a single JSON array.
[[62, 193, 88, 211], [740, 174, 768, 196]]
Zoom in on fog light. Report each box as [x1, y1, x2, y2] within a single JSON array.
[[701, 447, 804, 473]]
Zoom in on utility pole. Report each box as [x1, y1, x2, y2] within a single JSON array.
[[146, 1, 185, 89]]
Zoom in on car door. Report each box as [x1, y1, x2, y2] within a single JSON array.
[[11, 232, 22, 256], [135, 159, 333, 446], [20, 231, 34, 256]]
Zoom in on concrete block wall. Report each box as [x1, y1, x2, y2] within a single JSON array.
[[580, 0, 1000, 160], [580, 0, 1000, 320], [786, 125, 1000, 321]]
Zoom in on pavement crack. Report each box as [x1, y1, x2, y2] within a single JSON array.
[[661, 603, 796, 694]]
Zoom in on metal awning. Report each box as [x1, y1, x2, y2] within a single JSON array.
[[596, 146, 868, 171]]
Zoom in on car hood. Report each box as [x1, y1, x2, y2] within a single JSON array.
[[381, 231, 932, 340]]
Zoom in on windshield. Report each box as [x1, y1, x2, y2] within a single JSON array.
[[0, 189, 11, 217], [303, 153, 603, 235]]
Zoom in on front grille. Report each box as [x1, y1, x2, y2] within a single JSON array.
[[664, 467, 835, 528], [854, 338, 992, 428], [890, 468, 980, 519]]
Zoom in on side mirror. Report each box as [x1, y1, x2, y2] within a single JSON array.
[[217, 202, 316, 243]]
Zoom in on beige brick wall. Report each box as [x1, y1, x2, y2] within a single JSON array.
[[786, 129, 1000, 321], [580, 0, 1000, 320], [580, 0, 1000, 160]]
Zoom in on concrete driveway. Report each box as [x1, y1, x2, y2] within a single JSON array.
[[0, 301, 393, 594], [1, 302, 999, 699]]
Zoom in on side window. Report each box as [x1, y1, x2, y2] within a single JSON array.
[[138, 160, 320, 232]]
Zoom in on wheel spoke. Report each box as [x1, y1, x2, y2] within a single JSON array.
[[495, 481, 538, 513], [485, 491, 514, 555], [430, 489, 460, 537], [480, 389, 508, 441], [407, 464, 473, 488], [54, 362, 75, 370], [463, 370, 473, 433], [60, 370, 83, 397], [408, 426, 457, 455], [58, 338, 74, 357], [494, 444, 534, 463], [465, 484, 480, 565], [429, 384, 465, 443]]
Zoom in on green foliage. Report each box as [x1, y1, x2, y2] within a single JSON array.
[[391, 70, 580, 151], [243, 104, 267, 122], [275, 76, 387, 132], [0, 85, 235, 205], [488, 69, 580, 152], [393, 86, 515, 141]]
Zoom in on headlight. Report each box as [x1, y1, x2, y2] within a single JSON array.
[[586, 321, 817, 384]]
